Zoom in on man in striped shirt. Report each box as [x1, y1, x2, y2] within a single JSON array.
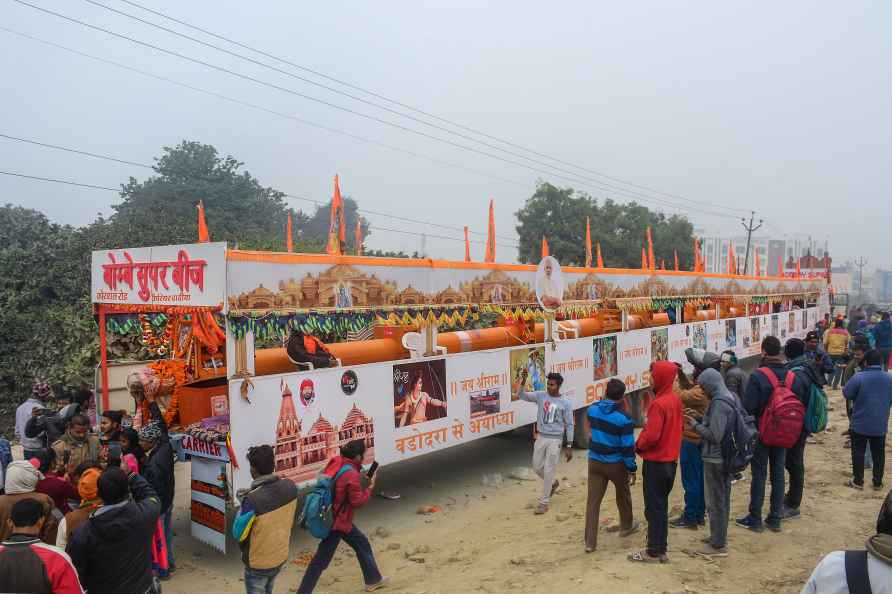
[[584, 378, 640, 553]]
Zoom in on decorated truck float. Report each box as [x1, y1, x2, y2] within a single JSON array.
[[91, 241, 826, 551]]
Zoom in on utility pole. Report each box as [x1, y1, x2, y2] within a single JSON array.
[[855, 257, 868, 304], [741, 211, 763, 275]]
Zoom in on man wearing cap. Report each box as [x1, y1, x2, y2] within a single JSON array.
[[804, 331, 834, 384], [0, 460, 57, 543], [56, 467, 102, 549], [140, 416, 176, 573], [16, 380, 54, 460], [719, 350, 749, 402], [99, 410, 123, 467]]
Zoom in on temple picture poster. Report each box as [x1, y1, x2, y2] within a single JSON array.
[[509, 346, 547, 400], [535, 256, 564, 311], [692, 324, 707, 350], [592, 335, 618, 380], [650, 328, 669, 362], [789, 313, 796, 333], [771, 315, 779, 338], [470, 388, 500, 418], [393, 360, 448, 428], [726, 320, 737, 348], [751, 318, 761, 344]]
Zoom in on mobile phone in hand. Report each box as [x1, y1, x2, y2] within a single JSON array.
[[366, 461, 379, 479]]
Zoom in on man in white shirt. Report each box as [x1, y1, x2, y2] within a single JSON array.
[[15, 381, 53, 459]]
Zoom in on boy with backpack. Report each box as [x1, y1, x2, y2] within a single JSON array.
[[738, 336, 807, 534], [686, 368, 745, 557], [297, 440, 387, 594], [233, 445, 298, 594]]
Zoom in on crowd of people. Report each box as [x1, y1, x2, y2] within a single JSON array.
[[516, 317, 892, 589], [1, 382, 176, 594]]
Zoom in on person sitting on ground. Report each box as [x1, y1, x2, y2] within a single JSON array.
[[583, 378, 639, 553], [800, 489, 892, 593], [296, 439, 387, 594], [515, 370, 574, 515], [56, 466, 102, 549], [233, 445, 299, 594], [51, 414, 100, 476], [630, 360, 683, 564], [843, 349, 892, 491], [66, 466, 162, 594], [720, 350, 749, 401], [671, 364, 708, 531], [0, 460, 57, 543], [35, 449, 80, 515], [686, 368, 739, 558], [0, 498, 84, 594]]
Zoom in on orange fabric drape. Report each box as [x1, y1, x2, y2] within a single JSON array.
[[197, 200, 210, 243], [646, 226, 655, 270], [541, 236, 549, 259], [327, 175, 345, 255], [584, 217, 592, 268], [286, 212, 293, 253], [464, 226, 471, 262], [795, 259, 801, 278], [674, 250, 679, 271], [693, 237, 701, 272], [596, 242, 604, 268], [355, 218, 363, 256], [484, 200, 496, 263]]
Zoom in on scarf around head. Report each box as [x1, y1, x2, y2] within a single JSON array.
[[5, 460, 45, 494], [78, 468, 101, 503], [138, 421, 163, 443]]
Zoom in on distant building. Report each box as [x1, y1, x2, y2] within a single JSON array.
[[874, 270, 892, 304], [696, 232, 828, 277]]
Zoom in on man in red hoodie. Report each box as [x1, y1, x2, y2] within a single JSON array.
[[297, 440, 387, 594], [629, 360, 683, 564]]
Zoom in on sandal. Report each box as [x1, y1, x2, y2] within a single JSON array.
[[628, 550, 665, 564]]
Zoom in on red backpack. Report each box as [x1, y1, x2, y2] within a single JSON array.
[[757, 368, 805, 448]]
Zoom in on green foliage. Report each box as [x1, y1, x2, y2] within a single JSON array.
[[364, 249, 419, 258], [301, 195, 370, 253], [515, 182, 695, 269]]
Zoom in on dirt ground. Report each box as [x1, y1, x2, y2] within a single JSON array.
[[167, 387, 889, 594]]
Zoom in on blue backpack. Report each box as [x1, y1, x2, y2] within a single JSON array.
[[298, 465, 352, 539]]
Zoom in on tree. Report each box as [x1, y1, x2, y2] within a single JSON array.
[[301, 196, 371, 254], [515, 182, 695, 269]]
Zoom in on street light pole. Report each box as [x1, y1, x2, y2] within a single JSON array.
[[741, 211, 763, 275], [855, 257, 868, 304]]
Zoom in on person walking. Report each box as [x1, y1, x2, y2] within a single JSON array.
[[629, 360, 683, 564], [51, 415, 100, 475], [801, 489, 892, 593], [0, 460, 57, 543], [67, 467, 162, 594], [516, 370, 575, 515], [0, 498, 84, 594], [737, 336, 796, 533], [781, 338, 820, 519], [139, 420, 176, 574], [720, 350, 749, 401], [15, 380, 53, 460], [686, 368, 738, 557], [296, 440, 387, 594], [583, 378, 639, 553], [843, 349, 892, 491], [823, 319, 851, 390], [233, 445, 299, 594], [670, 365, 708, 531], [873, 312, 892, 372]]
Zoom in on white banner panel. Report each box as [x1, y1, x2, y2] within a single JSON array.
[[190, 456, 227, 553]]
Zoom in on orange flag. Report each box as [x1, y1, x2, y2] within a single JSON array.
[[661, 259, 666, 270], [674, 250, 679, 271], [584, 217, 592, 268], [693, 237, 700, 272], [464, 226, 471, 262], [541, 236, 549, 259], [641, 247, 648, 270], [596, 242, 604, 268], [795, 258, 801, 278], [286, 212, 293, 252], [354, 218, 363, 256], [327, 175, 345, 255], [755, 249, 761, 276], [646, 226, 655, 270], [484, 200, 496, 262], [727, 243, 735, 274], [778, 255, 784, 277], [197, 200, 210, 243]]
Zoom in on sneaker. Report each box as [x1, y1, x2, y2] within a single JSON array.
[[535, 503, 549, 515], [701, 543, 729, 557], [846, 480, 864, 491], [765, 519, 782, 533], [669, 516, 698, 530], [873, 483, 885, 491], [780, 506, 801, 520], [731, 473, 746, 485], [365, 577, 390, 592], [735, 515, 764, 533]]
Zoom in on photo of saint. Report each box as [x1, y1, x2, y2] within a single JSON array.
[[593, 335, 618, 380], [510, 347, 546, 400], [335, 281, 353, 308], [535, 256, 564, 311], [393, 361, 448, 428]]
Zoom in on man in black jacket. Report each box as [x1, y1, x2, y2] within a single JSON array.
[[67, 467, 161, 594], [139, 420, 176, 573], [781, 338, 820, 519], [737, 336, 807, 534]]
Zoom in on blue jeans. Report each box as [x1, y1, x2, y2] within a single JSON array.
[[297, 526, 382, 594], [679, 440, 705, 523], [163, 507, 175, 568], [245, 565, 281, 594], [749, 441, 786, 523], [830, 355, 847, 388]]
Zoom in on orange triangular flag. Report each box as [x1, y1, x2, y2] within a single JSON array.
[[795, 258, 801, 278], [286, 212, 293, 252], [642, 247, 648, 270], [197, 200, 210, 243], [354, 218, 363, 256], [674, 250, 679, 271], [693, 237, 700, 272], [727, 242, 735, 274], [327, 175, 344, 255], [464, 226, 471, 262], [541, 236, 549, 259], [584, 217, 592, 268], [484, 200, 496, 262], [596, 242, 604, 268], [778, 255, 784, 277], [646, 226, 655, 270]]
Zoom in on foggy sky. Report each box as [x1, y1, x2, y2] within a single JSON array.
[[1, 1, 889, 266]]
